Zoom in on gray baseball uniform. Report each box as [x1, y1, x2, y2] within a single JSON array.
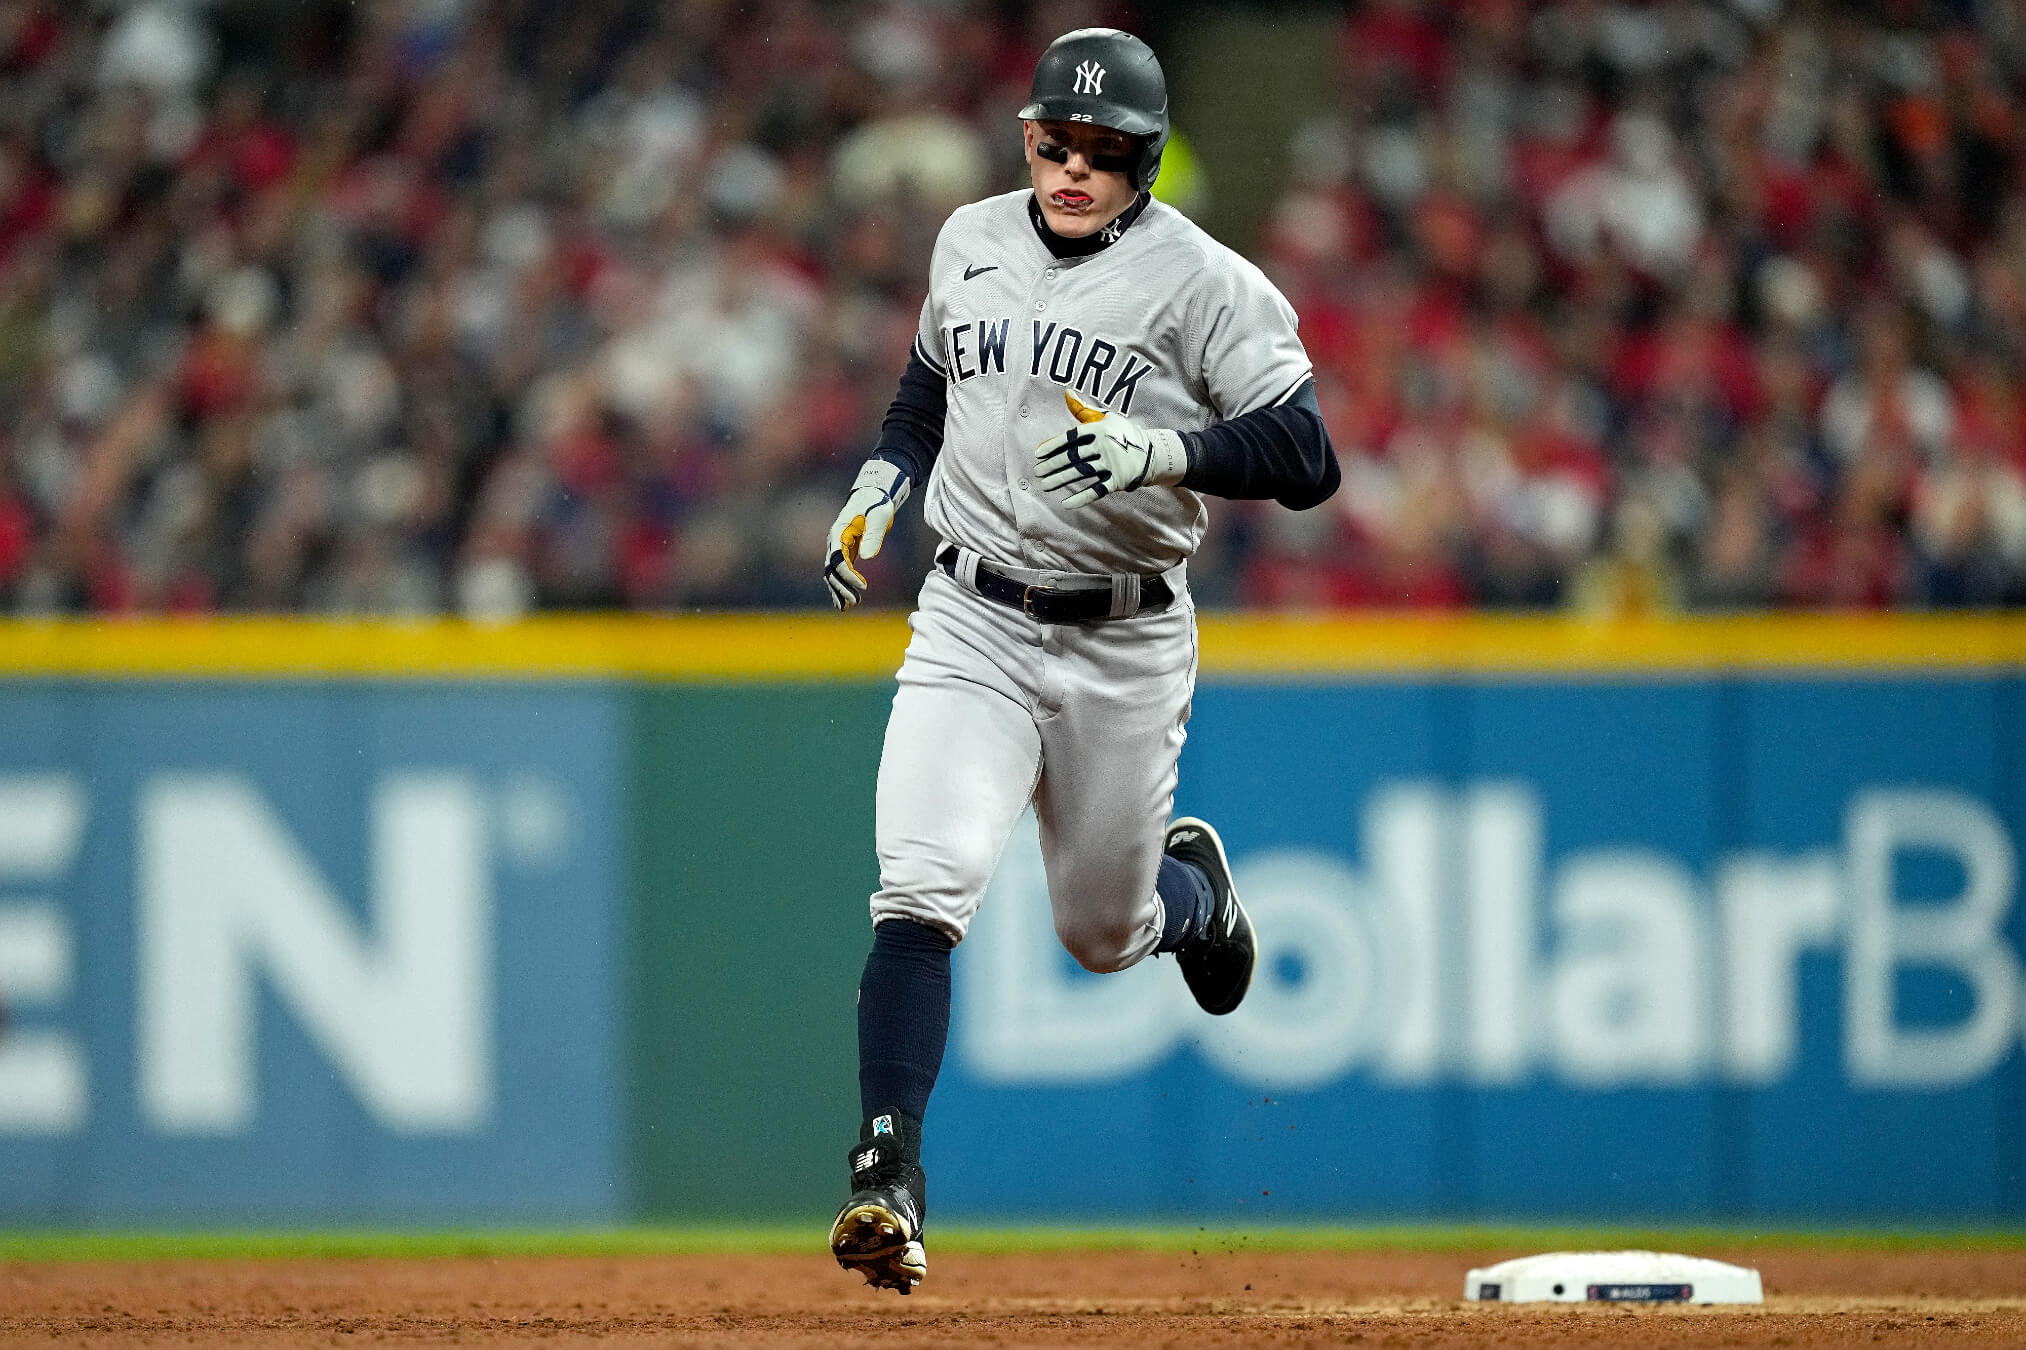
[[825, 25, 1340, 1298], [868, 188, 1315, 964]]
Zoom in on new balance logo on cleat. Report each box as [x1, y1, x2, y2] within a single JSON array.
[[833, 1130, 928, 1294]]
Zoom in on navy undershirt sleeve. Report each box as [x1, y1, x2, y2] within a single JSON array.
[[870, 347, 947, 485], [1179, 380, 1340, 510]]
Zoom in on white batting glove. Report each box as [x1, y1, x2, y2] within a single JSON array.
[[1034, 392, 1187, 509], [824, 458, 912, 609]]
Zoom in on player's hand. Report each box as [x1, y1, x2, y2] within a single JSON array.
[[1034, 393, 1187, 509], [824, 458, 912, 609]]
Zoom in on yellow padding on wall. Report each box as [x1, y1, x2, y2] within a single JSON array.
[[0, 612, 2020, 680], [1195, 612, 2026, 677], [0, 616, 913, 680]]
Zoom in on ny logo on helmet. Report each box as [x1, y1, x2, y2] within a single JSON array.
[[1073, 60, 1106, 95]]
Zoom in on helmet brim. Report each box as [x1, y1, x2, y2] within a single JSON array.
[[1017, 96, 1165, 139]]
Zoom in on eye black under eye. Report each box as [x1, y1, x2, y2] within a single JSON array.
[[1037, 140, 1135, 172]]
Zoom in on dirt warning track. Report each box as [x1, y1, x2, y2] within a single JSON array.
[[3, 1246, 2022, 1348]]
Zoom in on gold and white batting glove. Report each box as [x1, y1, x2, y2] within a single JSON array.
[[1034, 392, 1187, 509], [824, 458, 912, 609]]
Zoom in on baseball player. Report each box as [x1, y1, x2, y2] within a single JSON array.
[[822, 28, 1339, 1294]]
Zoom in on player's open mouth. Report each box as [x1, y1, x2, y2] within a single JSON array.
[[1051, 191, 1092, 210]]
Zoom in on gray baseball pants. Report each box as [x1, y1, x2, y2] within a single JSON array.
[[869, 565, 1196, 971]]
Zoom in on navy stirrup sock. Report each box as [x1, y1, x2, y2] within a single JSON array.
[[857, 918, 954, 1130], [1155, 853, 1216, 952]]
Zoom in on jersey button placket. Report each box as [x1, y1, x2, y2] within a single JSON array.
[[1017, 265, 1053, 520]]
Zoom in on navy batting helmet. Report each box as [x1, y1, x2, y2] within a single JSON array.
[[1017, 28, 1170, 191]]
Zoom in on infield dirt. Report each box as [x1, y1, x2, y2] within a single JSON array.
[[2, 1245, 2021, 1347]]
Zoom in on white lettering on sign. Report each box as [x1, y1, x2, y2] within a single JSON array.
[[0, 777, 86, 873], [0, 776, 88, 1134], [1463, 784, 1537, 1084], [959, 784, 2026, 1092], [1845, 788, 2017, 1087], [1717, 853, 1840, 1082], [138, 774, 492, 1133], [1546, 850, 1707, 1086], [959, 820, 1182, 1082], [0, 906, 86, 1132]]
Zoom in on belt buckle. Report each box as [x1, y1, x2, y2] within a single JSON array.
[[1020, 584, 1042, 619]]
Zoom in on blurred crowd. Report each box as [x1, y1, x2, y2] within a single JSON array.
[[0, 0, 2022, 616], [1256, 0, 2026, 611]]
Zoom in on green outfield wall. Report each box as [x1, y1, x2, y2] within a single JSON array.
[[627, 684, 891, 1217]]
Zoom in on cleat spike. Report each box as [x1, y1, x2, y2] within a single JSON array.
[[831, 1127, 927, 1295]]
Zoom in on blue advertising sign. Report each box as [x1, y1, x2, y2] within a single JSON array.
[[937, 676, 2025, 1224], [4, 666, 2016, 1226], [0, 684, 624, 1225]]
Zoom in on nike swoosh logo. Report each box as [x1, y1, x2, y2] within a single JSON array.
[[963, 264, 997, 281]]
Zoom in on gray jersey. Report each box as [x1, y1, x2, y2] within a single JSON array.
[[912, 190, 1312, 576]]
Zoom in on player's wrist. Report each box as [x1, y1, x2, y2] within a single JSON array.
[[1174, 430, 1200, 488], [854, 456, 912, 507], [1139, 427, 1187, 488]]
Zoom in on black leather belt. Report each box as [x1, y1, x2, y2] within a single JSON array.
[[937, 546, 1173, 623]]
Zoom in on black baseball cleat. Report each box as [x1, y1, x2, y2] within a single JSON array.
[[830, 1121, 927, 1294], [1164, 816, 1255, 1016]]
